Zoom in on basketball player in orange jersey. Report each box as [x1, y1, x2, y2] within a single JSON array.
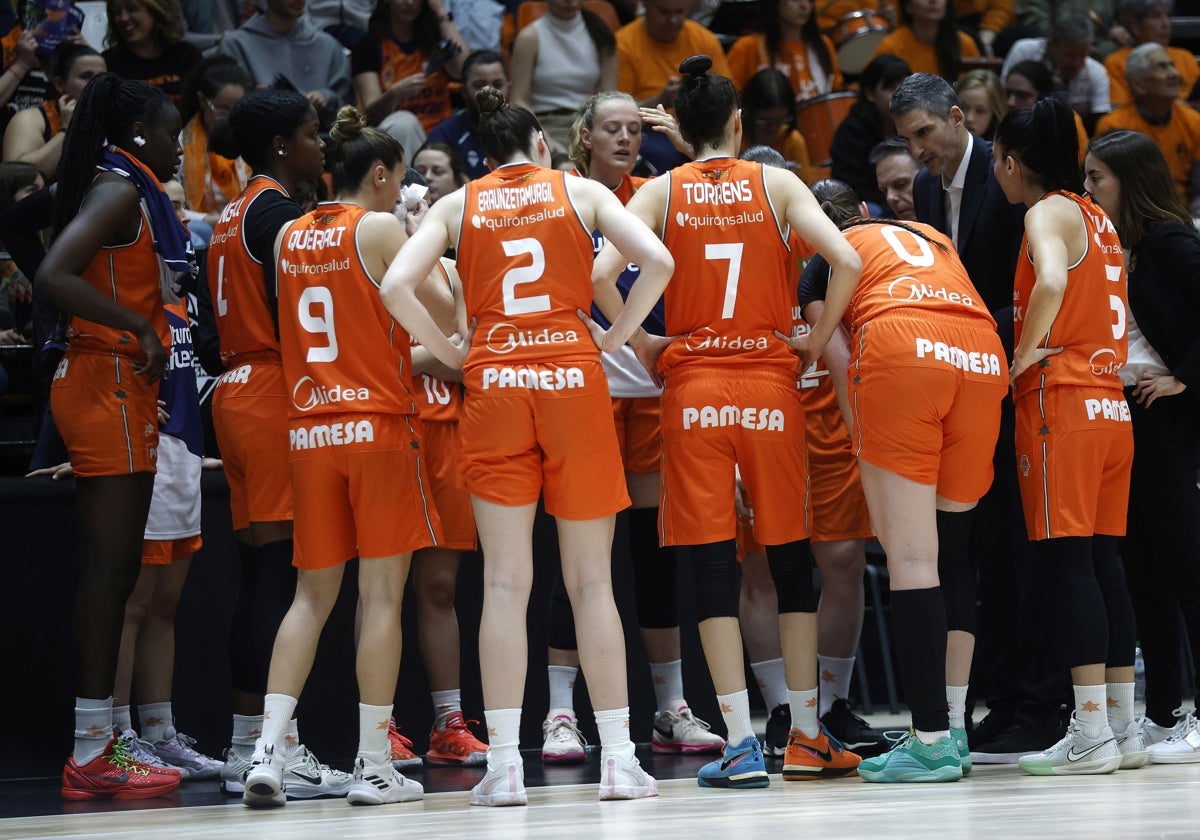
[[787, 187, 1008, 783], [588, 55, 864, 790], [380, 87, 674, 806], [38, 72, 188, 800], [992, 96, 1141, 776], [536, 90, 724, 763], [242, 106, 441, 809], [205, 90, 349, 799]]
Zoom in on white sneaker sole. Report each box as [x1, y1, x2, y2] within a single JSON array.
[[347, 782, 424, 805], [1018, 754, 1122, 775], [242, 767, 285, 807], [470, 764, 528, 806], [1148, 750, 1200, 764]]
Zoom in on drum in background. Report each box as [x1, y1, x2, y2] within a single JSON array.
[[795, 90, 856, 167], [826, 10, 891, 74]]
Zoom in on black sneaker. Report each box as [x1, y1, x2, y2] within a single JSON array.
[[969, 721, 1065, 764], [763, 704, 790, 757], [819, 699, 890, 758], [967, 707, 1013, 750]]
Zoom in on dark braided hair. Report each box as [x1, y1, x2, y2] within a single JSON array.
[[326, 106, 405, 195], [53, 73, 172, 235], [674, 55, 739, 154], [208, 89, 313, 172], [475, 86, 543, 162]]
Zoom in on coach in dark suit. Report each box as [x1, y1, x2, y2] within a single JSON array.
[[888, 73, 1068, 763]]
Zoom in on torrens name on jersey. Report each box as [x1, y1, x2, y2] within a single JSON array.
[[1085, 397, 1131, 422], [290, 419, 375, 451], [681, 179, 753, 205], [287, 226, 347, 251], [292, 376, 371, 412], [480, 365, 585, 390], [486, 322, 580, 354], [682, 405, 786, 431], [915, 337, 1003, 376]]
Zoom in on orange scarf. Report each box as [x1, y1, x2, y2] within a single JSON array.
[[181, 116, 246, 214]]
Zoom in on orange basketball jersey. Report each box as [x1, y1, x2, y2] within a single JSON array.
[[456, 163, 598, 378], [67, 202, 170, 359], [843, 221, 995, 332], [1012, 191, 1127, 399], [208, 176, 289, 363], [411, 259, 462, 422], [277, 202, 417, 421], [658, 158, 798, 376]]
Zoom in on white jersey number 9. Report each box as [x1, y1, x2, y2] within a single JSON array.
[[299, 286, 339, 363]]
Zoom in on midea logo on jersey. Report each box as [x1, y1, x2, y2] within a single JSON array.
[[486, 322, 579, 354], [291, 376, 371, 412], [684, 327, 770, 352], [886, 275, 974, 307], [1088, 348, 1123, 376]]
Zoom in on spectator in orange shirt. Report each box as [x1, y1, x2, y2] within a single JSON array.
[[870, 0, 979, 80], [1105, 0, 1200, 108], [740, 68, 816, 181], [726, 0, 843, 102], [954, 0, 1014, 56], [1096, 43, 1200, 214]]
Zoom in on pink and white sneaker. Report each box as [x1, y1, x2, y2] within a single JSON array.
[[652, 707, 725, 754]]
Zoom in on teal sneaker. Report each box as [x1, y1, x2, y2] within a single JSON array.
[[697, 735, 770, 789], [950, 727, 972, 776], [858, 732, 963, 783]]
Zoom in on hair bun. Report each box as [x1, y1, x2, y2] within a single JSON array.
[[330, 106, 368, 142], [476, 86, 506, 115], [679, 55, 712, 77]]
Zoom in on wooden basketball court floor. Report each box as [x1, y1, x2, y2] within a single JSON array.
[[4, 744, 1199, 840]]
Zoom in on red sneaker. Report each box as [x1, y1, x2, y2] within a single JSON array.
[[427, 712, 488, 766], [62, 736, 181, 800], [388, 718, 422, 769]]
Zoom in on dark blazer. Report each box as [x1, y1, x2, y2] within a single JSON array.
[[1128, 221, 1200, 423], [913, 133, 1026, 318]]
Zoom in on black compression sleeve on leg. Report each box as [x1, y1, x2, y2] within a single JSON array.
[[251, 539, 298, 691], [546, 569, 578, 650], [936, 509, 977, 634], [691, 539, 741, 621], [1093, 535, 1136, 669], [891, 586, 950, 732], [630, 507, 680, 629], [228, 541, 260, 693], [765, 539, 817, 614], [1035, 536, 1108, 670]]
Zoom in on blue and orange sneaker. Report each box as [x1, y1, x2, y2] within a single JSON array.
[[697, 735, 770, 789]]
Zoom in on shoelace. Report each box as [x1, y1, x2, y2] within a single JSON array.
[[880, 729, 913, 752], [110, 737, 153, 776], [119, 734, 163, 768], [676, 710, 715, 732], [167, 732, 206, 758], [1166, 710, 1197, 742], [550, 718, 588, 746]]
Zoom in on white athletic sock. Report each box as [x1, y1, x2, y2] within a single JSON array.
[[139, 701, 175, 744], [547, 665, 578, 714], [73, 697, 113, 765], [1074, 684, 1110, 739], [946, 685, 969, 730], [716, 689, 756, 746], [231, 714, 263, 748], [750, 658, 789, 711], [595, 706, 635, 760], [260, 694, 298, 756], [484, 708, 522, 766], [432, 689, 462, 730], [915, 728, 951, 745], [1106, 682, 1135, 733], [286, 717, 300, 750], [358, 702, 392, 764], [817, 654, 855, 716], [113, 704, 133, 734], [789, 688, 820, 738], [649, 659, 686, 714]]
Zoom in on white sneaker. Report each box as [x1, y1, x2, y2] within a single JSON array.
[[651, 707, 725, 754], [1114, 716, 1149, 770], [541, 712, 586, 764], [470, 755, 527, 806], [1147, 710, 1200, 764], [152, 732, 224, 780], [599, 752, 659, 800], [1017, 714, 1121, 776], [1144, 715, 1183, 747], [283, 743, 352, 799], [243, 742, 286, 808], [220, 744, 253, 794], [347, 756, 424, 805]]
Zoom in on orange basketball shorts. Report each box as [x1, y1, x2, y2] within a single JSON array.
[[459, 359, 630, 521], [416, 418, 477, 551], [849, 315, 1007, 503], [289, 411, 443, 570], [659, 368, 809, 548], [142, 535, 203, 565], [1015, 385, 1133, 540], [50, 351, 159, 477], [806, 407, 873, 542], [211, 358, 292, 531], [612, 396, 662, 475]]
